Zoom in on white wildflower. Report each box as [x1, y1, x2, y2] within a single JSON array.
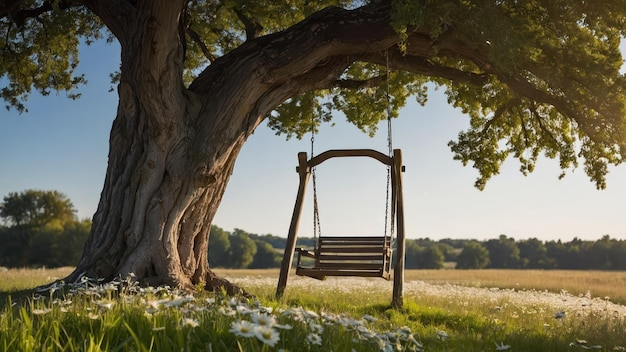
[[254, 326, 280, 347], [163, 295, 194, 308], [229, 320, 257, 338], [570, 339, 603, 349], [236, 304, 252, 315], [307, 333, 322, 346], [251, 312, 276, 327], [181, 318, 199, 328], [274, 323, 293, 330], [95, 300, 115, 310], [309, 321, 324, 334], [495, 341, 511, 351], [32, 308, 52, 315], [362, 314, 377, 322], [218, 306, 236, 316], [304, 309, 319, 319]]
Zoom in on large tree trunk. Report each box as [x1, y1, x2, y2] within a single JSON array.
[[68, 0, 235, 290], [66, 1, 402, 291]]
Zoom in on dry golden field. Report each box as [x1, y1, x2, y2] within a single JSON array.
[[214, 268, 626, 304], [2, 267, 625, 304]]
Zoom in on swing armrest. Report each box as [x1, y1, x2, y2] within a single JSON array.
[[295, 247, 316, 259]]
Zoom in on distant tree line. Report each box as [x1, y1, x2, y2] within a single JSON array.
[[3, 190, 625, 271], [405, 234, 626, 270], [0, 190, 91, 268], [209, 230, 626, 271], [206, 226, 324, 269]]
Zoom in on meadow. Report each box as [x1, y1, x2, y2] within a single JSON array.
[[1, 267, 625, 351]]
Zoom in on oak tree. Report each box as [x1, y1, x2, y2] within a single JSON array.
[[2, 0, 625, 291]]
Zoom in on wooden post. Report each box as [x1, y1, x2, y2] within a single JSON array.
[[276, 152, 310, 298], [392, 149, 405, 309]]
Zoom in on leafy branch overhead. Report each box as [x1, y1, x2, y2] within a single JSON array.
[[2, 0, 625, 189]]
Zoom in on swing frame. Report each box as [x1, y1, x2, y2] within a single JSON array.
[[275, 148, 406, 308]]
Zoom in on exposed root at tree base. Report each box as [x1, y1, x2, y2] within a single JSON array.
[[206, 271, 253, 298]]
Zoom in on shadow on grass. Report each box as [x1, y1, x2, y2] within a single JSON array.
[[0, 288, 39, 309]]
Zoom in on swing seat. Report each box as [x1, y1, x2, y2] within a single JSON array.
[[295, 236, 392, 280]]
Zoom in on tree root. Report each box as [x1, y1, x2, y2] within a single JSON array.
[[205, 271, 253, 298]]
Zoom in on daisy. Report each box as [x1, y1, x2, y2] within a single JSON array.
[[304, 309, 319, 319], [274, 323, 293, 330], [95, 300, 115, 310], [251, 312, 276, 327], [218, 306, 236, 316], [356, 325, 375, 339], [32, 308, 52, 315], [181, 318, 199, 328], [164, 295, 194, 308], [436, 330, 449, 341], [307, 333, 322, 346], [229, 320, 257, 338], [495, 341, 511, 351], [309, 321, 324, 335], [236, 304, 252, 315], [254, 326, 280, 347], [362, 314, 377, 322]]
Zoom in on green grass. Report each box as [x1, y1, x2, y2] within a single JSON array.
[[1, 268, 625, 351]]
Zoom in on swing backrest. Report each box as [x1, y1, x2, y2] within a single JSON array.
[[315, 236, 392, 271]]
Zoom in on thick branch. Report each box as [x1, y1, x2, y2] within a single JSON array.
[[357, 50, 489, 86], [1, 0, 80, 27], [189, 1, 397, 95], [80, 0, 137, 41], [186, 26, 216, 62], [500, 74, 595, 137], [333, 75, 388, 90], [233, 7, 262, 40], [187, 0, 614, 151]]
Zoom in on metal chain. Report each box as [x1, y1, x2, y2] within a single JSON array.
[[311, 120, 321, 253], [383, 49, 395, 243]]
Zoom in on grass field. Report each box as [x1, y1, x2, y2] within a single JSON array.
[[1, 268, 625, 351], [215, 268, 626, 305]]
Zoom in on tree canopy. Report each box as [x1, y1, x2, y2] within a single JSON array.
[[0, 189, 89, 268], [0, 189, 76, 227], [2, 0, 625, 189]]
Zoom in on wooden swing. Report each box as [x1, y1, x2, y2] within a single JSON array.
[[276, 52, 407, 308], [293, 149, 400, 281]]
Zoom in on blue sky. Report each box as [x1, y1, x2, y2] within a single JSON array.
[[1, 39, 625, 242]]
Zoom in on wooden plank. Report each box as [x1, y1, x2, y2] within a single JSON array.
[[319, 244, 388, 248], [320, 237, 390, 244], [296, 268, 385, 277], [307, 149, 393, 168], [316, 262, 384, 270], [321, 244, 388, 249], [318, 254, 386, 261], [320, 236, 388, 241], [318, 246, 388, 254]]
